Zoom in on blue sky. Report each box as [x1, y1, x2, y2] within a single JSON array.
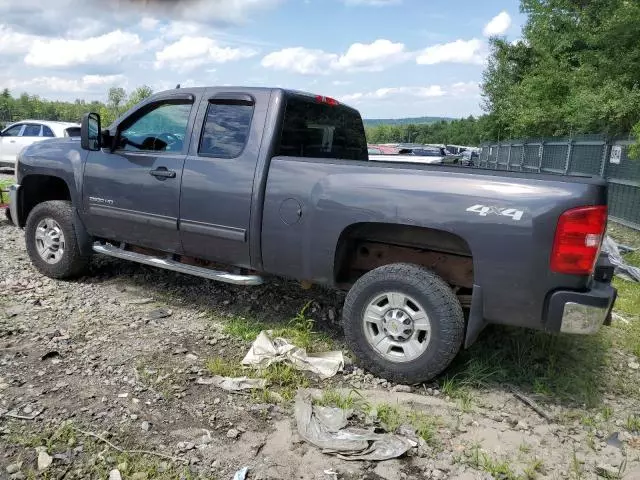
[[0, 0, 525, 118]]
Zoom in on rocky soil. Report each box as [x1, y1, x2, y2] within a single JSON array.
[[1, 191, 639, 479]]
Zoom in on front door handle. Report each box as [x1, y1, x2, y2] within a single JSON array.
[[149, 167, 176, 179]]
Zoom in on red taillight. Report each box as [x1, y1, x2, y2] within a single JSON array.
[[316, 95, 339, 106], [550, 205, 607, 275]]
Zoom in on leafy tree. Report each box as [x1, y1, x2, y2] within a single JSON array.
[[107, 87, 127, 118], [482, 0, 640, 140], [126, 85, 154, 110]]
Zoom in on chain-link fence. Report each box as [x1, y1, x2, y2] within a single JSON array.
[[479, 137, 640, 230]]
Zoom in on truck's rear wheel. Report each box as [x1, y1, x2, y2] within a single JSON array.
[[342, 263, 464, 384], [25, 201, 90, 279]]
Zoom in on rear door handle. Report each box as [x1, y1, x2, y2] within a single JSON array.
[[149, 167, 176, 178]]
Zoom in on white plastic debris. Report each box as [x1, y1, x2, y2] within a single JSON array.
[[232, 466, 249, 480], [242, 331, 344, 380], [602, 235, 640, 282], [294, 389, 417, 461], [36, 447, 53, 471], [108, 469, 123, 480], [196, 376, 267, 392]]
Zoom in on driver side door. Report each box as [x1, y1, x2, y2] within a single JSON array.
[[82, 95, 198, 253]]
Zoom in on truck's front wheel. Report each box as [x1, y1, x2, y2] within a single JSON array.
[[342, 263, 464, 384], [25, 201, 90, 279]]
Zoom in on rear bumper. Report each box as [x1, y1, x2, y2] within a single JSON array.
[[546, 280, 617, 334]]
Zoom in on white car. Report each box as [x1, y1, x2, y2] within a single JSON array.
[[0, 120, 81, 169]]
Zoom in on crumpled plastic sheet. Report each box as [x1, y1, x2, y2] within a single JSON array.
[[232, 466, 249, 480], [196, 376, 267, 392], [602, 235, 640, 282], [294, 389, 418, 461], [242, 331, 344, 380]]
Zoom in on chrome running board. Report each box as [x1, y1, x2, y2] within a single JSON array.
[[92, 243, 264, 286]]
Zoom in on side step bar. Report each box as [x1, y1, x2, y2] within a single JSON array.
[[92, 243, 264, 286]]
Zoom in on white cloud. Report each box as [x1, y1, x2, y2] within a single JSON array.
[[450, 81, 480, 95], [415, 38, 486, 65], [483, 11, 512, 37], [343, 0, 401, 5], [0, 25, 38, 54], [341, 85, 445, 103], [262, 39, 407, 75], [261, 47, 338, 75], [24, 30, 142, 67], [139, 17, 160, 31], [154, 35, 257, 71], [3, 74, 126, 93], [335, 39, 407, 71], [332, 80, 352, 86]]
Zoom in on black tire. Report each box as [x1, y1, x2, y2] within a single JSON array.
[[25, 200, 90, 279], [343, 263, 464, 384]]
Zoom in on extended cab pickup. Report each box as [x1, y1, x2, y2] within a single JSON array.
[[8, 87, 617, 383]]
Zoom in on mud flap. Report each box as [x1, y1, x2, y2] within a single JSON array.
[[464, 284, 486, 348], [73, 209, 93, 256]]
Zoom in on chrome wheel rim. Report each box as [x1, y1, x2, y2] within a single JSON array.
[[35, 218, 65, 264], [363, 292, 431, 363]]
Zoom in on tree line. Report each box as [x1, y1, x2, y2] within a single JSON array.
[[0, 86, 153, 129], [365, 116, 495, 146]]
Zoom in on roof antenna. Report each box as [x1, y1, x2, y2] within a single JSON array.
[[175, 84, 181, 89]]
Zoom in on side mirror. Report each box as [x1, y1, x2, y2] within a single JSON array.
[[81, 112, 101, 151]]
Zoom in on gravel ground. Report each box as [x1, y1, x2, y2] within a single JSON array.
[[1, 203, 639, 480]]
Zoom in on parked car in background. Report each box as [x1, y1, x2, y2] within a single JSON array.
[[0, 120, 81, 169], [368, 144, 401, 155]]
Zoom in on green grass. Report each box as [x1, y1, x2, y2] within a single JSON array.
[[607, 223, 640, 250], [221, 302, 335, 353], [205, 357, 309, 402], [0, 177, 12, 204], [205, 357, 245, 377], [7, 422, 201, 479], [315, 389, 364, 410], [463, 443, 520, 480], [627, 414, 640, 432], [439, 327, 611, 407], [375, 403, 439, 446]]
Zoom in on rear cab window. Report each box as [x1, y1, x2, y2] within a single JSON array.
[[198, 98, 254, 158], [64, 127, 80, 137], [276, 93, 367, 161]]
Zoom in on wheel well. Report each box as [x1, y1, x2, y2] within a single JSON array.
[[334, 223, 474, 299], [19, 175, 71, 227]]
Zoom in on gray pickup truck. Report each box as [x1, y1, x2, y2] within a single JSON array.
[[8, 87, 617, 383]]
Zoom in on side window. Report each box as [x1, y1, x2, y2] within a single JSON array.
[[1, 124, 23, 137], [119, 101, 193, 152], [198, 100, 254, 158], [22, 124, 42, 137], [42, 125, 55, 137]]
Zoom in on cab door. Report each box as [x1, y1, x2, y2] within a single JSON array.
[[179, 89, 271, 268], [82, 93, 199, 252]]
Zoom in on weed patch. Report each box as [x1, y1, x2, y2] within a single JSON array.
[[375, 403, 439, 446], [439, 326, 610, 407], [222, 302, 335, 352], [205, 357, 309, 401]]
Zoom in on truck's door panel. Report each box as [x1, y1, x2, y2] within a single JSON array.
[[178, 89, 271, 268], [82, 95, 198, 252]]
